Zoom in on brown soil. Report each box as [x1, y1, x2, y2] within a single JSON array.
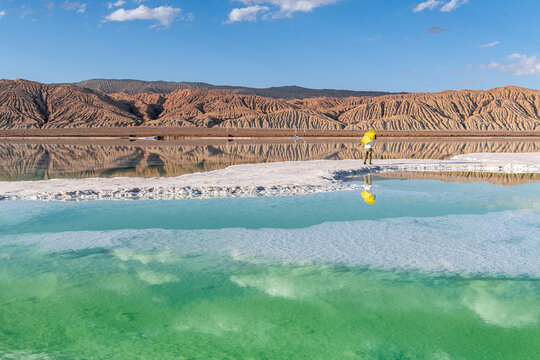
[[1, 127, 538, 138]]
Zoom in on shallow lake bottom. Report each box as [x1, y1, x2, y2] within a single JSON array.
[[0, 178, 539, 359]]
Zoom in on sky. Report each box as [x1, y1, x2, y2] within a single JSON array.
[[0, 0, 539, 92]]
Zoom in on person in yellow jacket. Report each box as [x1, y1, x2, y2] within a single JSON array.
[[362, 130, 377, 165]]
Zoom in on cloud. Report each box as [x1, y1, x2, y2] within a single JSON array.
[[500, 54, 540, 76], [266, 0, 341, 16], [482, 54, 540, 76], [480, 62, 500, 70], [0, 11, 5, 19], [18, 4, 35, 19], [413, 0, 441, 12], [426, 25, 445, 34], [367, 34, 382, 42], [108, 0, 126, 10], [105, 5, 182, 27], [413, 0, 467, 12], [62, 1, 87, 14], [404, 69, 419, 74], [227, 5, 269, 23], [440, 0, 468, 12], [353, 34, 382, 43], [228, 0, 341, 22], [481, 41, 500, 48]]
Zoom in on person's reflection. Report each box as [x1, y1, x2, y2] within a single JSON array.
[[361, 174, 376, 205]]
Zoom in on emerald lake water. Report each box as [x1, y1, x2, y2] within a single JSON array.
[[0, 179, 539, 359]]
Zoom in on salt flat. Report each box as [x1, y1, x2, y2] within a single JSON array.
[[1, 152, 539, 201]]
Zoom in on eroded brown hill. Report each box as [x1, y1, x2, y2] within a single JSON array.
[[0, 79, 139, 129], [115, 86, 540, 131], [1, 79, 539, 132], [293, 86, 540, 131]]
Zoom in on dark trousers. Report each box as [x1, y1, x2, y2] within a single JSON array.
[[364, 148, 373, 164]]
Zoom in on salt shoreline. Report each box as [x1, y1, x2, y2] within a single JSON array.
[[1, 152, 539, 201]]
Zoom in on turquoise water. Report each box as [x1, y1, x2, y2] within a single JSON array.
[[0, 179, 539, 359]]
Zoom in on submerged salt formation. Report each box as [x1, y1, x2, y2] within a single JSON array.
[[2, 178, 539, 276]]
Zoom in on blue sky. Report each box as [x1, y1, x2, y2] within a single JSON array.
[[0, 0, 539, 92]]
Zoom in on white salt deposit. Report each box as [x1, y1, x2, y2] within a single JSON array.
[[1, 152, 538, 201], [3, 209, 539, 276]]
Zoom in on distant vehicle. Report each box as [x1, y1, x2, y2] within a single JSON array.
[[138, 136, 164, 140]]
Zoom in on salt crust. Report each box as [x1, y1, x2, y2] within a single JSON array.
[[1, 152, 538, 201], [3, 209, 538, 276]]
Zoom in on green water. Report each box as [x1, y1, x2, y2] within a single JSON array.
[[1, 250, 539, 359], [1, 180, 538, 234], [0, 179, 539, 359]]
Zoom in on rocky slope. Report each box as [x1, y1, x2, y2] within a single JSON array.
[[0, 79, 140, 129], [292, 87, 540, 131], [1, 79, 539, 131]]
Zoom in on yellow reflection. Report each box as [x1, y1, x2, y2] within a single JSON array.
[[361, 175, 376, 205]]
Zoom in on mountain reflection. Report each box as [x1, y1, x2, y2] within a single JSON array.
[[0, 137, 538, 184]]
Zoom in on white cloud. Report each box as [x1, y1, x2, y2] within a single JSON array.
[[481, 41, 500, 48], [18, 5, 34, 19], [413, 0, 441, 12], [482, 54, 540, 76], [404, 68, 419, 74], [440, 0, 468, 12], [227, 5, 269, 23], [108, 0, 126, 10], [105, 5, 182, 27], [228, 0, 341, 22], [367, 34, 382, 42], [480, 62, 500, 70], [266, 0, 341, 16], [62, 1, 87, 14], [500, 54, 540, 76], [413, 0, 467, 13], [0, 11, 5, 19]]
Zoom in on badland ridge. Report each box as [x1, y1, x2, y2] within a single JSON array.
[[0, 78, 539, 132]]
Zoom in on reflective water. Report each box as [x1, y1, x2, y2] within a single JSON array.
[[1, 179, 539, 359], [1, 137, 538, 180]]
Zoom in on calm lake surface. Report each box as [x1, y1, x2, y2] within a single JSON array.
[[1, 179, 539, 359], [0, 137, 539, 180]]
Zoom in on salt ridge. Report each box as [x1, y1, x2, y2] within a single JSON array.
[[3, 209, 538, 276]]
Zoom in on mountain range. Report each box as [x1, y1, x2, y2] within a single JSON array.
[[0, 78, 539, 132], [74, 79, 394, 99]]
